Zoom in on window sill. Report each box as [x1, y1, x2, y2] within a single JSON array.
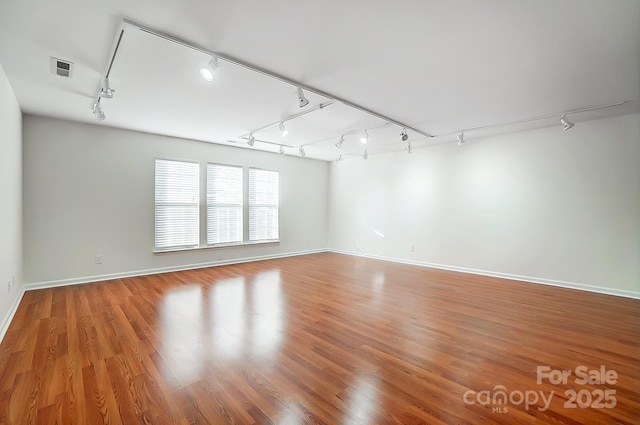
[[154, 240, 280, 254]]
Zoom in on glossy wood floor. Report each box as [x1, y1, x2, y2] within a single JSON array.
[[1, 253, 639, 424]]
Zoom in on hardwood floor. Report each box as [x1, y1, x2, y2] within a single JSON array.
[[0, 253, 638, 424]]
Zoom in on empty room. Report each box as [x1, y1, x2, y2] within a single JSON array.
[[0, 1, 639, 424]]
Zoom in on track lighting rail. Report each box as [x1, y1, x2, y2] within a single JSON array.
[[120, 18, 433, 138], [92, 18, 629, 159], [93, 28, 125, 105], [435, 101, 628, 137], [238, 138, 294, 149], [238, 102, 334, 139]]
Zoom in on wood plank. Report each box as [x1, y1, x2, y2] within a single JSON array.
[[0, 253, 638, 424]]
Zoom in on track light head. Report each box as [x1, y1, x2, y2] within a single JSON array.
[[199, 56, 220, 81], [360, 130, 369, 144], [99, 77, 114, 98], [406, 141, 412, 154], [363, 149, 368, 160], [279, 145, 286, 155], [297, 87, 309, 108], [560, 115, 574, 131], [279, 122, 289, 137], [247, 134, 255, 146], [335, 135, 344, 149], [92, 102, 105, 121], [401, 128, 408, 142], [457, 132, 465, 146], [299, 146, 306, 157]]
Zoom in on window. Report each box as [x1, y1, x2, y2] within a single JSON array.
[[154, 161, 280, 251], [249, 168, 279, 241], [155, 159, 199, 250], [207, 163, 243, 244]]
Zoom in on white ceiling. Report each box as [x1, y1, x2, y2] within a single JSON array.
[[0, 0, 638, 161]]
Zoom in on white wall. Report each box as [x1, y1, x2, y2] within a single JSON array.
[[329, 113, 640, 295], [23, 116, 329, 284], [0, 62, 23, 336], [20, 113, 640, 296]]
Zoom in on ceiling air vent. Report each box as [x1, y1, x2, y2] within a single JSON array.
[[50, 57, 74, 78]]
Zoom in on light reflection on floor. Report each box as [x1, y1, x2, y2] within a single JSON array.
[[157, 267, 380, 424], [344, 373, 379, 425], [159, 270, 286, 384], [249, 270, 284, 362], [211, 276, 247, 359], [159, 285, 206, 384], [276, 404, 301, 425], [370, 271, 385, 306]]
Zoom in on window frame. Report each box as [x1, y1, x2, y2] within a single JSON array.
[[153, 160, 280, 254], [248, 167, 280, 243], [206, 162, 244, 246], [154, 158, 201, 252]]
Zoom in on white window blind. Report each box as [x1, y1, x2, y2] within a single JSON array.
[[207, 163, 243, 244], [249, 168, 279, 241], [155, 159, 200, 250]]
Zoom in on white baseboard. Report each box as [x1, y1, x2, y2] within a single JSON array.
[[0, 285, 26, 344], [6, 248, 637, 346], [23, 249, 328, 292], [2, 249, 327, 346], [329, 249, 640, 300]]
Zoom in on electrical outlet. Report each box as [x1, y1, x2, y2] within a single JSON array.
[[411, 245, 416, 253], [95, 255, 103, 264]]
